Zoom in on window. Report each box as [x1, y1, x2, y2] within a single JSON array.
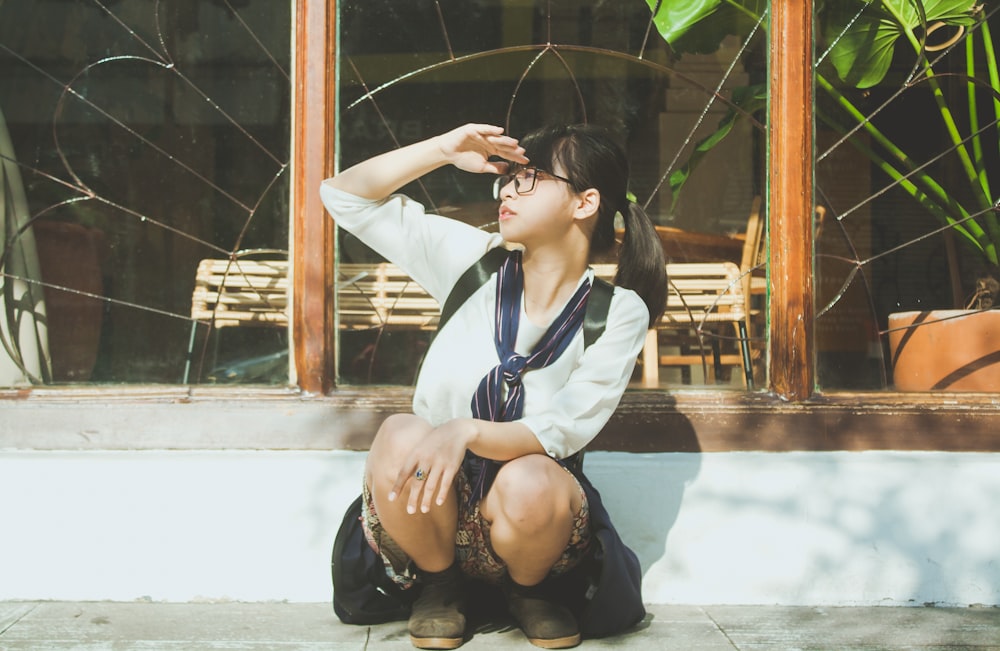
[[814, 1, 1000, 392], [335, 0, 770, 390], [1, 0, 291, 386]]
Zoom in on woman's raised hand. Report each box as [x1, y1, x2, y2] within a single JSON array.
[[326, 122, 529, 201], [436, 124, 529, 176]]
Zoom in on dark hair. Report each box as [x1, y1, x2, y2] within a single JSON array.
[[519, 124, 667, 326]]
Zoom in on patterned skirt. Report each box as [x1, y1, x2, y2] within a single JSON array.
[[361, 464, 592, 589]]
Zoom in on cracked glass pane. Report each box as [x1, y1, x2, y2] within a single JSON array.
[[815, 1, 1000, 391], [0, 0, 291, 386], [336, 0, 770, 389]]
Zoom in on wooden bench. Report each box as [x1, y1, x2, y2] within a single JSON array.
[[337, 263, 441, 330], [188, 258, 754, 387], [190, 258, 289, 328], [188, 259, 442, 333]]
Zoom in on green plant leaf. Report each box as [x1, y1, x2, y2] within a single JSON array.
[[646, 0, 723, 47], [645, 0, 765, 55], [824, 5, 897, 88], [888, 0, 980, 27], [824, 0, 979, 89]]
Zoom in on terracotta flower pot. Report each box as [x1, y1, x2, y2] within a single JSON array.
[[888, 309, 1000, 391], [32, 221, 106, 382]]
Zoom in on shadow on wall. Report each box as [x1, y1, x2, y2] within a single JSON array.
[[587, 402, 702, 576]]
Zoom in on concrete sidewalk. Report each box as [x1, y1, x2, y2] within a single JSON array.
[[2, 601, 999, 650]]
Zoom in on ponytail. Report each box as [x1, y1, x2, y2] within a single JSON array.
[[615, 201, 667, 328]]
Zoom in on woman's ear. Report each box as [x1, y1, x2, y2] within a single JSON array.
[[572, 188, 601, 222]]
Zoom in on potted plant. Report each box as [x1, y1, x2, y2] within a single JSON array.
[[647, 0, 1000, 390], [1, 101, 107, 385], [0, 104, 51, 385]]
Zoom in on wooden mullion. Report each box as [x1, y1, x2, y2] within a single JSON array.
[[292, 0, 337, 394], [768, 0, 815, 400]]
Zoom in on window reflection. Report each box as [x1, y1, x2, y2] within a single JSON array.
[[336, 0, 769, 390], [814, 2, 1000, 391], [0, 0, 291, 385]]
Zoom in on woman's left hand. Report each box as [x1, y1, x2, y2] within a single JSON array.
[[390, 418, 478, 515]]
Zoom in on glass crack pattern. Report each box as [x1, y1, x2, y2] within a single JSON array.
[[1, 0, 291, 385]]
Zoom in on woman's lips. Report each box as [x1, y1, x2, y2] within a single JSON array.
[[498, 205, 516, 221]]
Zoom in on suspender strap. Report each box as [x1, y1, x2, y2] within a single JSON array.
[[439, 247, 613, 349], [584, 277, 613, 348], [439, 247, 509, 333]]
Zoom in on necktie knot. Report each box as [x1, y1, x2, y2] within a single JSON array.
[[501, 353, 527, 386]]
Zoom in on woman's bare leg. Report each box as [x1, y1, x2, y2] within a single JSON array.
[[480, 454, 582, 586], [480, 454, 583, 648], [365, 413, 459, 572], [365, 414, 466, 650]]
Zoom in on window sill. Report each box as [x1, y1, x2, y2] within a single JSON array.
[[2, 386, 998, 452]]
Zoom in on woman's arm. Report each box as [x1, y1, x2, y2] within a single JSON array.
[[325, 123, 528, 200]]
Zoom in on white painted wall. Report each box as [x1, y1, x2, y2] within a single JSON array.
[[1, 450, 997, 606]]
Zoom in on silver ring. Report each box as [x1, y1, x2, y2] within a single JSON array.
[[415, 468, 426, 481]]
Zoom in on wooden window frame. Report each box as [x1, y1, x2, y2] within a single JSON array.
[[3, 1, 998, 454], [292, 1, 822, 400], [288, 0, 1000, 453]]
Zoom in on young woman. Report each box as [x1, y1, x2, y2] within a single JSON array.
[[321, 123, 666, 649]]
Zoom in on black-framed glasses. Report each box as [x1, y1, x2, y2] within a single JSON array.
[[492, 167, 574, 200]]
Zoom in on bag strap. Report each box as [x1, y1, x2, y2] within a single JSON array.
[[439, 248, 613, 350], [584, 277, 613, 349], [439, 246, 509, 332]]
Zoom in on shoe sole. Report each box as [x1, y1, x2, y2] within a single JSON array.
[[526, 632, 582, 649], [409, 634, 464, 649]]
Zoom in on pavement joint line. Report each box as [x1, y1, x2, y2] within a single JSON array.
[[703, 606, 742, 650], [0, 603, 36, 637]]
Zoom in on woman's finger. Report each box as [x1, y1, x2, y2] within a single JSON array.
[[418, 467, 442, 514], [435, 465, 458, 507], [487, 135, 528, 163], [406, 470, 427, 515], [388, 458, 418, 503], [467, 123, 505, 136]]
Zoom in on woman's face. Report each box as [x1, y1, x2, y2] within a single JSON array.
[[495, 165, 580, 247]]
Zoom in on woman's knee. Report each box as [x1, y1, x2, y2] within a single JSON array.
[[366, 413, 431, 484], [488, 455, 576, 529]]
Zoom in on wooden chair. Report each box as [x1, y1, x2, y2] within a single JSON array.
[[660, 262, 753, 387], [592, 261, 753, 388], [337, 263, 441, 330], [185, 258, 289, 383]]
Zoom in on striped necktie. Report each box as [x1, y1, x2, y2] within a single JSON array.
[[465, 249, 592, 503]]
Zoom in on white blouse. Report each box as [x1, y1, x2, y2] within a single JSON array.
[[320, 183, 649, 459]]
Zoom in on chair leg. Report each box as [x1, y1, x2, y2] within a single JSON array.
[[711, 334, 724, 384], [738, 321, 754, 389], [183, 321, 198, 384], [641, 329, 659, 388]]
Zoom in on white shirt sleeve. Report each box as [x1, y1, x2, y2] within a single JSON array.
[[319, 182, 503, 301]]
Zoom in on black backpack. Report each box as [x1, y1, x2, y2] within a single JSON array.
[[331, 247, 614, 626]]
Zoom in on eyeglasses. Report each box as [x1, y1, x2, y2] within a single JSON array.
[[492, 167, 574, 200]]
